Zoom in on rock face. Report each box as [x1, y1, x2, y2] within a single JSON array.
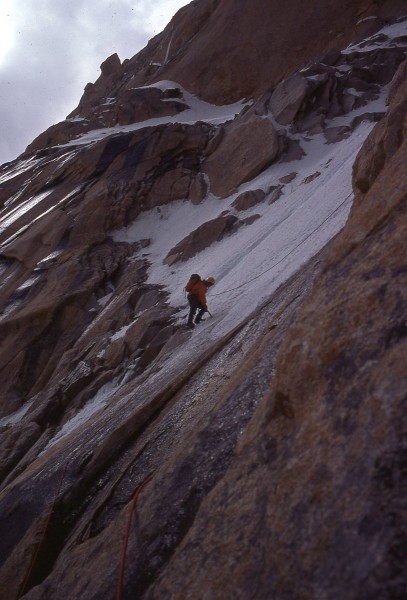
[[269, 38, 407, 134], [0, 2, 406, 599], [134, 58, 407, 600], [124, 0, 407, 105], [270, 73, 311, 125], [231, 189, 266, 211], [204, 113, 279, 197], [0, 119, 215, 419], [25, 0, 407, 152]]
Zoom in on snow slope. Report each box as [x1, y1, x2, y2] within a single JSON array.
[[5, 18, 404, 441], [110, 19, 406, 345], [113, 115, 381, 340], [39, 103, 371, 446]]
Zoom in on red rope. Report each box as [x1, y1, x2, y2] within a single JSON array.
[[116, 474, 153, 600], [20, 464, 68, 597]]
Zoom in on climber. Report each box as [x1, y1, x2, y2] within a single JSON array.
[[185, 274, 215, 328]]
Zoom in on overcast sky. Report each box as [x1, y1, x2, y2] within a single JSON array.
[[0, 0, 190, 166]]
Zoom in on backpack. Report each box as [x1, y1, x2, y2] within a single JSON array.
[[185, 273, 201, 293]]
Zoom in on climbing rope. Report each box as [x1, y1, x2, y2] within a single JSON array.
[[116, 473, 153, 600], [211, 192, 353, 298], [19, 463, 68, 597]]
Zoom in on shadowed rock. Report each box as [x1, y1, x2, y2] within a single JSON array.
[[204, 113, 279, 197], [270, 74, 311, 124], [231, 189, 266, 211], [164, 214, 240, 264]]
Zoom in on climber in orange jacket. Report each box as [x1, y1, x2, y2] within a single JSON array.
[[185, 274, 215, 328]]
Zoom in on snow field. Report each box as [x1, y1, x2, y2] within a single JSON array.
[[15, 17, 407, 447], [113, 118, 377, 342]]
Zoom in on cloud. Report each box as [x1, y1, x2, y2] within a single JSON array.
[[0, 0, 189, 165]]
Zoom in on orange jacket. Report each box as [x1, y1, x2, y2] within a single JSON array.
[[187, 280, 208, 306]]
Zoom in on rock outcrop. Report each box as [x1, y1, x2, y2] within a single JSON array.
[[0, 119, 216, 419], [24, 0, 407, 152], [204, 113, 279, 197], [27, 86, 188, 152], [269, 34, 407, 134], [123, 0, 407, 105], [164, 213, 242, 264], [231, 189, 266, 211], [270, 73, 311, 125]]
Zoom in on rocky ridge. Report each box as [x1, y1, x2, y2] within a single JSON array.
[[0, 2, 406, 599]]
